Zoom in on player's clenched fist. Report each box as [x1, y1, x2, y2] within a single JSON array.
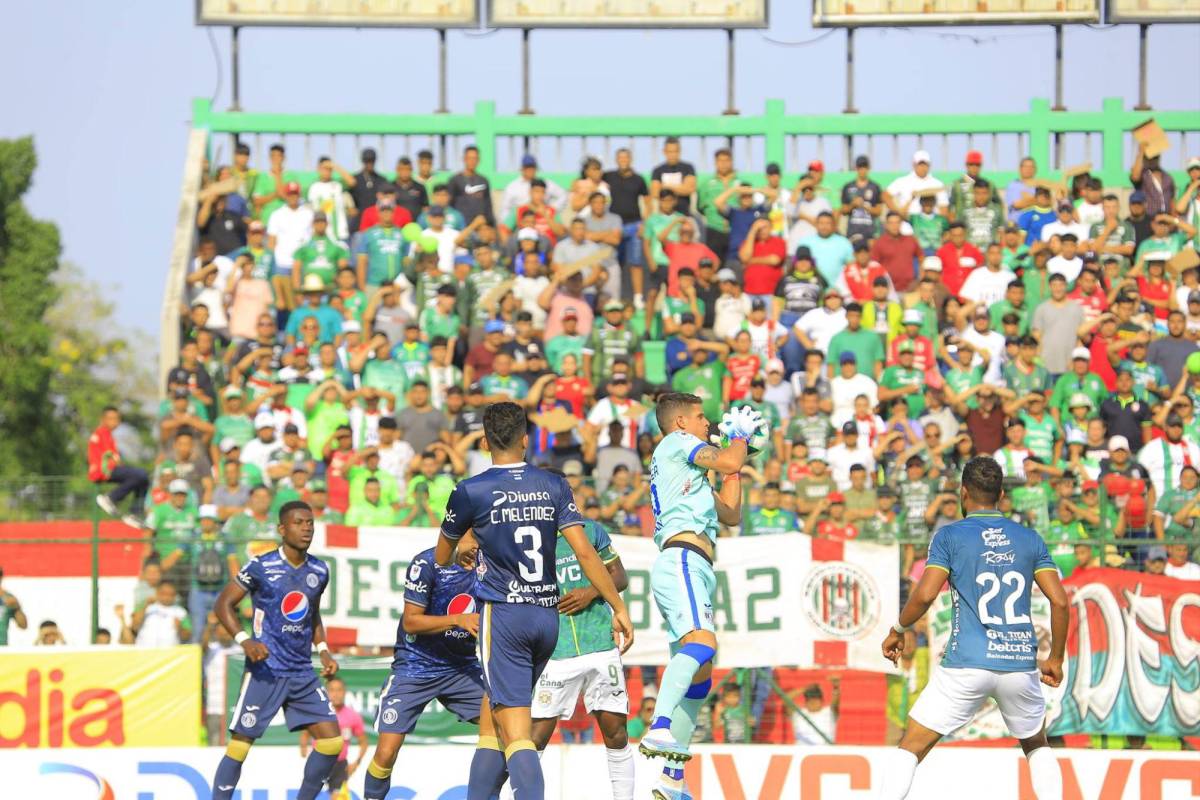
[[241, 638, 270, 663]]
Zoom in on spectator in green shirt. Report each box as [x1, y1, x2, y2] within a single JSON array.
[[746, 483, 799, 535], [697, 148, 738, 257], [292, 210, 350, 290], [1049, 347, 1108, 425], [671, 347, 726, 423], [827, 302, 885, 379], [400, 452, 458, 526], [149, 479, 200, 588], [308, 479, 344, 525], [989, 279, 1031, 336], [879, 341, 925, 418], [345, 477, 399, 526]]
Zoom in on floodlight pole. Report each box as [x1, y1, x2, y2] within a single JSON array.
[[230, 26, 242, 112], [723, 29, 738, 115], [843, 27, 858, 114], [436, 29, 449, 114], [520, 29, 534, 115], [1134, 24, 1151, 110]]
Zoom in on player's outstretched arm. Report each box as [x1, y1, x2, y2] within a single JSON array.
[[562, 524, 634, 654], [214, 579, 269, 663], [1035, 568, 1070, 687], [882, 563, 947, 665]]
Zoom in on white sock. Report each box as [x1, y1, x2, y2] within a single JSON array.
[[1027, 747, 1061, 800], [606, 745, 635, 800], [879, 749, 918, 800]]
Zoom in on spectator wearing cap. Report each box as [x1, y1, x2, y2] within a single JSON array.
[[827, 420, 877, 490], [1138, 411, 1200, 497], [697, 148, 740, 259], [1176, 156, 1200, 243], [1051, 347, 1104, 429], [585, 298, 643, 386], [292, 209, 351, 293], [586, 373, 643, 449], [713, 266, 753, 343], [240, 413, 284, 486], [742, 296, 788, 364], [888, 308, 936, 375], [840, 155, 884, 244], [879, 339, 927, 421], [461, 319, 504, 387], [212, 385, 258, 455], [188, 504, 238, 640], [885, 149, 948, 225], [285, 274, 343, 346], [870, 212, 923, 292], [147, 478, 200, 588], [754, 162, 791, 235], [1099, 434, 1155, 558], [359, 181, 416, 233], [837, 239, 891, 303], [660, 215, 720, 300], [91, 406, 152, 527], [787, 170, 835, 251], [447, 144, 494, 227], [1130, 140, 1178, 218], [250, 143, 298, 222], [795, 451, 837, 516], [949, 150, 1003, 223], [501, 155, 566, 229], [1039, 199, 1091, 246], [354, 195, 406, 291], [934, 221, 983, 298], [797, 212, 854, 287], [713, 181, 774, 265], [416, 185, 465, 230], [958, 301, 1006, 386], [1030, 273, 1085, 379], [266, 179, 314, 288], [735, 377, 785, 461]]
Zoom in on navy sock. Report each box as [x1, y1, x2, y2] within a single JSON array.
[[295, 750, 339, 800], [467, 743, 509, 800], [211, 755, 243, 800], [663, 766, 685, 781], [506, 747, 544, 800], [364, 771, 391, 800]]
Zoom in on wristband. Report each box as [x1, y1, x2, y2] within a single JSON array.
[[234, 631, 250, 645], [892, 622, 911, 635], [316, 641, 330, 654]]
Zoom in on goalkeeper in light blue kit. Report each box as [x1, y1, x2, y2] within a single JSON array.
[[638, 394, 764, 800]]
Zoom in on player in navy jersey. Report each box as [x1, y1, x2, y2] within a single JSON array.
[[210, 501, 343, 800], [362, 539, 484, 800], [879, 457, 1069, 800], [434, 401, 634, 800]]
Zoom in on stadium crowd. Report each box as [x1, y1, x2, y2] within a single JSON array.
[[76, 139, 1200, 744]]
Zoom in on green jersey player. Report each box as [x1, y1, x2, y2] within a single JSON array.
[[639, 394, 761, 800], [525, 474, 633, 800]]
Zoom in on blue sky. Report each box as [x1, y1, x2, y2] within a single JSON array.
[[1, 1, 1196, 335]]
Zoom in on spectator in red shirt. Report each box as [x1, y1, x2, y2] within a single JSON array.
[[888, 312, 936, 375], [515, 179, 565, 247], [357, 184, 414, 232], [723, 330, 762, 404], [464, 320, 506, 384], [808, 493, 859, 541], [664, 218, 720, 298], [738, 218, 787, 302], [1068, 265, 1108, 324], [838, 240, 891, 301], [90, 406, 150, 528], [936, 221, 984, 298], [869, 212, 923, 292]]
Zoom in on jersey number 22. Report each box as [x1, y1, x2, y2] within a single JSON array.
[[976, 571, 1031, 626]]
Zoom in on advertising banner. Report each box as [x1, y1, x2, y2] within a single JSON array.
[[812, 0, 1100, 26], [489, 0, 768, 28], [223, 654, 475, 746], [929, 567, 1200, 738], [311, 525, 899, 670], [196, 0, 479, 27], [4, 744, 1199, 798], [0, 646, 201, 748]]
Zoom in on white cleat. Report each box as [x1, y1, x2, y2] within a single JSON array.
[[96, 494, 118, 516], [638, 729, 692, 762], [121, 514, 149, 530], [652, 782, 694, 800]]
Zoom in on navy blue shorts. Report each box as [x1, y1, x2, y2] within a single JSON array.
[[229, 671, 336, 738], [375, 669, 485, 735], [479, 601, 558, 709]]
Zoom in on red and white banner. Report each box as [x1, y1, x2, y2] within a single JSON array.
[[4, 745, 1199, 799]]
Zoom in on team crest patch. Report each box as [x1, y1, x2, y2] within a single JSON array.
[[381, 708, 399, 725], [240, 712, 257, 728], [306, 573, 320, 588], [802, 562, 880, 640], [537, 691, 552, 706]]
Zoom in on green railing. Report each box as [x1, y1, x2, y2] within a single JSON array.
[[192, 96, 1200, 188], [0, 476, 98, 521]]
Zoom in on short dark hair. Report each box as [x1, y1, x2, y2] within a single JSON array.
[[483, 401, 528, 452], [269, 143, 285, 154], [655, 392, 703, 432], [279, 500, 312, 522], [961, 456, 1004, 505]]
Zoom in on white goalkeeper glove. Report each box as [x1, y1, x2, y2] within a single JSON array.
[[719, 406, 765, 443]]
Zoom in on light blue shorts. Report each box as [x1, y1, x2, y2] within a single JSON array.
[[650, 545, 716, 643]]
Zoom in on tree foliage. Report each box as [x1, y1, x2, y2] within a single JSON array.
[[0, 137, 153, 484]]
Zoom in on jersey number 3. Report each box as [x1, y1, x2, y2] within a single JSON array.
[[513, 525, 545, 582], [975, 571, 1031, 626]]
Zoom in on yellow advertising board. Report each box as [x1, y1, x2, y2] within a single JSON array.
[[0, 646, 201, 748]]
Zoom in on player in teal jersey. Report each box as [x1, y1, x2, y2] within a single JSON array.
[[525, 472, 634, 800], [639, 394, 762, 800], [879, 457, 1069, 800]]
